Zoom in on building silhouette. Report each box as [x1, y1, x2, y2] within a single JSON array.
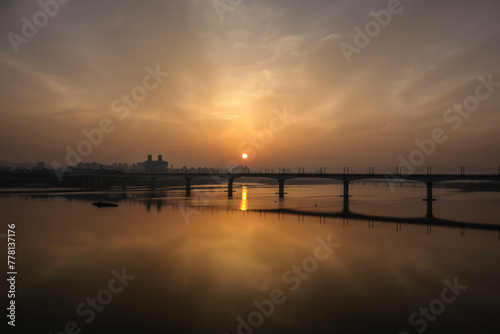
[[144, 155, 168, 173]]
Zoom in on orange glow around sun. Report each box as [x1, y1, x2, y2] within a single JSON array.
[[242, 153, 248, 159]]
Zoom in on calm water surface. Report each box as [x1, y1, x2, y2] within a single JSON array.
[[1, 184, 499, 333]]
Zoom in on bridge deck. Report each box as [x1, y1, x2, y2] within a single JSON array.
[[77, 172, 500, 183]]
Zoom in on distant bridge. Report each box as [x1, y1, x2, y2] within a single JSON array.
[[65, 170, 500, 217]]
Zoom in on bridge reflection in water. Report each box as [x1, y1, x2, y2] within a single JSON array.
[[132, 194, 500, 236], [266, 207, 500, 234], [15, 191, 500, 236], [153, 200, 500, 237]]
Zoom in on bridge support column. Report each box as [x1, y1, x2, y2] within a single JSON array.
[[227, 178, 234, 198], [121, 178, 127, 191], [340, 181, 351, 211], [278, 179, 285, 198], [185, 178, 191, 197], [423, 182, 436, 217]]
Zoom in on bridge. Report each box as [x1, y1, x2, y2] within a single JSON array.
[[64, 169, 500, 218]]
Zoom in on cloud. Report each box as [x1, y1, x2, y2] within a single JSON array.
[[1, 0, 499, 166]]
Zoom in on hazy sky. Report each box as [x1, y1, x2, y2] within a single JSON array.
[[1, 0, 499, 169]]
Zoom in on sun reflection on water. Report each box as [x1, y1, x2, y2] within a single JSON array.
[[240, 186, 247, 211]]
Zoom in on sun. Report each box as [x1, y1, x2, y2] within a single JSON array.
[[242, 153, 248, 159]]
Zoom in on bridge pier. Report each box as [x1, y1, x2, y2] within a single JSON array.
[[185, 177, 191, 197], [422, 182, 436, 217], [121, 178, 127, 191], [278, 179, 286, 198], [227, 178, 234, 198], [340, 181, 352, 211]]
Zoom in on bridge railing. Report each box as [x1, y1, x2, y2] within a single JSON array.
[[121, 166, 500, 176]]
